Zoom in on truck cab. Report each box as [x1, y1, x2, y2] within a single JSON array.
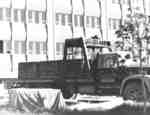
[[53, 37, 150, 100], [57, 37, 123, 97], [63, 37, 112, 72]]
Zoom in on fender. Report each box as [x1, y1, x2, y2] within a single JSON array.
[[120, 74, 150, 95]]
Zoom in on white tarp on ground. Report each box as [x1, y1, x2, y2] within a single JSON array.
[[66, 99, 124, 111], [8, 88, 66, 112], [65, 94, 124, 111], [65, 94, 150, 112]]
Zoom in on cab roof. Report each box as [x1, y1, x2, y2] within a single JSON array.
[[65, 37, 83, 47], [65, 37, 111, 49]]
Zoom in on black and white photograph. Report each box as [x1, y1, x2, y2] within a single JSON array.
[[0, 0, 150, 115]]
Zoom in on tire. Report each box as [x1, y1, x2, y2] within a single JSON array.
[[62, 85, 75, 99], [123, 82, 145, 101]]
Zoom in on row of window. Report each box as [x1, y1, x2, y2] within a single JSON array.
[[28, 10, 46, 24], [112, 0, 141, 4], [56, 42, 64, 55], [109, 18, 120, 30], [112, 0, 120, 4], [112, 0, 129, 4], [0, 8, 10, 21], [28, 41, 46, 54], [55, 13, 124, 30], [0, 40, 46, 55], [0, 8, 46, 24], [56, 13, 100, 28]]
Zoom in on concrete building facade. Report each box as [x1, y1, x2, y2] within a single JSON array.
[[0, 0, 149, 78]]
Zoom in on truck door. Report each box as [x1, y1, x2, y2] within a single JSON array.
[[63, 38, 90, 73], [64, 47, 86, 73], [62, 38, 95, 96], [95, 54, 121, 94]]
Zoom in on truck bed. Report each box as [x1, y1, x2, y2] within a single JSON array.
[[18, 59, 89, 80], [18, 60, 65, 80]]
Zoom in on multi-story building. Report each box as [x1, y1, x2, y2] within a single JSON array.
[[0, 0, 149, 78]]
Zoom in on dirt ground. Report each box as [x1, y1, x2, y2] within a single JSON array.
[[0, 101, 150, 115], [0, 89, 149, 115]]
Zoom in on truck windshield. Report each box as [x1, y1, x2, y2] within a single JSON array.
[[96, 53, 119, 69], [66, 46, 111, 60], [87, 47, 111, 60], [66, 47, 83, 60]]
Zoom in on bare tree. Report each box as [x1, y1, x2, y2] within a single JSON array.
[[119, 0, 123, 26], [97, 0, 103, 40], [115, 11, 150, 70]]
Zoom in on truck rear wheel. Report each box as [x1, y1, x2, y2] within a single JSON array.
[[62, 85, 75, 99], [123, 82, 145, 101]]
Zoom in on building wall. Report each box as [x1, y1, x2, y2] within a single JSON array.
[[0, 0, 48, 77], [0, 0, 149, 78], [53, 0, 103, 59]]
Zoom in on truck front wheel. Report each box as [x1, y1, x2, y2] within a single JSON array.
[[122, 82, 145, 101]]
